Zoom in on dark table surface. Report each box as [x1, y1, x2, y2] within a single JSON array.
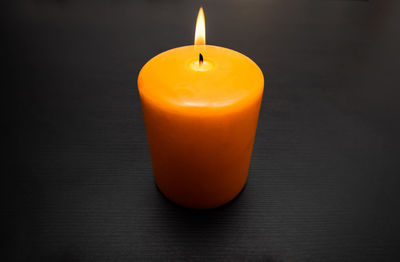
[[4, 0, 400, 261]]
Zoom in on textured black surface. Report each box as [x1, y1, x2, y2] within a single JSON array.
[[4, 0, 400, 261]]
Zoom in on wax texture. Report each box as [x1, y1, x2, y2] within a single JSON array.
[[138, 45, 263, 209]]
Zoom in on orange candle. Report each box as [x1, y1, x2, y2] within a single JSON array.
[[138, 7, 264, 209]]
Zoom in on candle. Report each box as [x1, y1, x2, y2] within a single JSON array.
[[138, 7, 264, 209]]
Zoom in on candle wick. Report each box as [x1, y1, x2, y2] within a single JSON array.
[[199, 53, 203, 66]]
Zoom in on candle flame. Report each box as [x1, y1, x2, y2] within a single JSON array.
[[194, 7, 206, 45]]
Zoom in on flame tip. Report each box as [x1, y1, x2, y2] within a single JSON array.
[[194, 6, 206, 45]]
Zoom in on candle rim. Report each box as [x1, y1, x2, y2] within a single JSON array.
[[138, 45, 264, 115]]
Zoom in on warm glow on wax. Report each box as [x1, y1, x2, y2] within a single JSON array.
[[194, 7, 206, 45]]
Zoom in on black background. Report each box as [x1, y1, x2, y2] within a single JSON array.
[[4, 0, 400, 261]]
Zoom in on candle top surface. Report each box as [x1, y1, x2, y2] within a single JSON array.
[[138, 45, 264, 114]]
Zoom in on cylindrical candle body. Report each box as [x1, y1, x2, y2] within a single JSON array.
[[138, 45, 263, 209]]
